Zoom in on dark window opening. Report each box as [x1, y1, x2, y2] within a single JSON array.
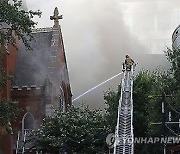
[[23, 113, 34, 130]]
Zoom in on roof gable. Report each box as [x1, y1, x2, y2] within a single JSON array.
[[14, 30, 53, 86]]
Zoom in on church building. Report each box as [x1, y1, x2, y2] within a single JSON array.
[[0, 7, 72, 153]]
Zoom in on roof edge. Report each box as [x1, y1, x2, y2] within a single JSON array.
[[11, 85, 44, 91], [31, 27, 53, 33]]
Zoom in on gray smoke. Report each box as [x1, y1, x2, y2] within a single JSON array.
[[61, 0, 171, 108], [25, 0, 179, 108]]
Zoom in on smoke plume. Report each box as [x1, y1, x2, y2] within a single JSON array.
[[25, 0, 179, 108]]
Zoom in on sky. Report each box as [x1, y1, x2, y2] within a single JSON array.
[[25, 0, 180, 108]]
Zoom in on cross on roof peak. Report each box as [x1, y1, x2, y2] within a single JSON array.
[[50, 7, 63, 28]]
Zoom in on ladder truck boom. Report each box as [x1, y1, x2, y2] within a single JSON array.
[[113, 63, 135, 154]]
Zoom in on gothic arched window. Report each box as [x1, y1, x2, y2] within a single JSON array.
[[22, 112, 35, 131]]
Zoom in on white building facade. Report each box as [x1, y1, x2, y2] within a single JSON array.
[[172, 24, 180, 49]]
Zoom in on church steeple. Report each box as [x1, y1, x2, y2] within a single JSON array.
[[50, 7, 63, 28]]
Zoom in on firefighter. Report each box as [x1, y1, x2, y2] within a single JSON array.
[[123, 55, 134, 71]]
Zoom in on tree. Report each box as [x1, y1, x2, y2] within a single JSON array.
[[0, 99, 19, 133], [34, 106, 110, 154], [104, 86, 120, 133], [0, 0, 41, 127], [133, 70, 162, 154], [164, 47, 180, 141], [0, 0, 41, 49], [104, 70, 171, 154], [0, 0, 41, 90], [165, 47, 180, 90], [0, 1, 41, 152]]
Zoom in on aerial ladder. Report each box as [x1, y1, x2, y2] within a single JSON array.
[[16, 129, 37, 154], [113, 63, 135, 154]]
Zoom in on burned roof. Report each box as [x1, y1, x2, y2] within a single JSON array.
[[14, 30, 53, 87]]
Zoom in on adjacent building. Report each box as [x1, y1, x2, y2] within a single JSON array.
[[172, 24, 180, 49]]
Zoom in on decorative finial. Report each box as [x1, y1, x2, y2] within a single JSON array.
[[50, 7, 63, 28]]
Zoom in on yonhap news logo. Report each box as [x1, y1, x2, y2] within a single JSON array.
[[116, 136, 180, 144]]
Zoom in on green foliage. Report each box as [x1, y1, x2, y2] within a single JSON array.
[[133, 71, 155, 136], [0, 51, 13, 91], [133, 71, 162, 153], [0, 0, 41, 49], [0, 0, 40, 138], [165, 48, 180, 89], [0, 99, 19, 126], [104, 70, 172, 154], [34, 106, 109, 154], [0, 2, 39, 145], [104, 86, 120, 132], [0, 0, 41, 90]]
